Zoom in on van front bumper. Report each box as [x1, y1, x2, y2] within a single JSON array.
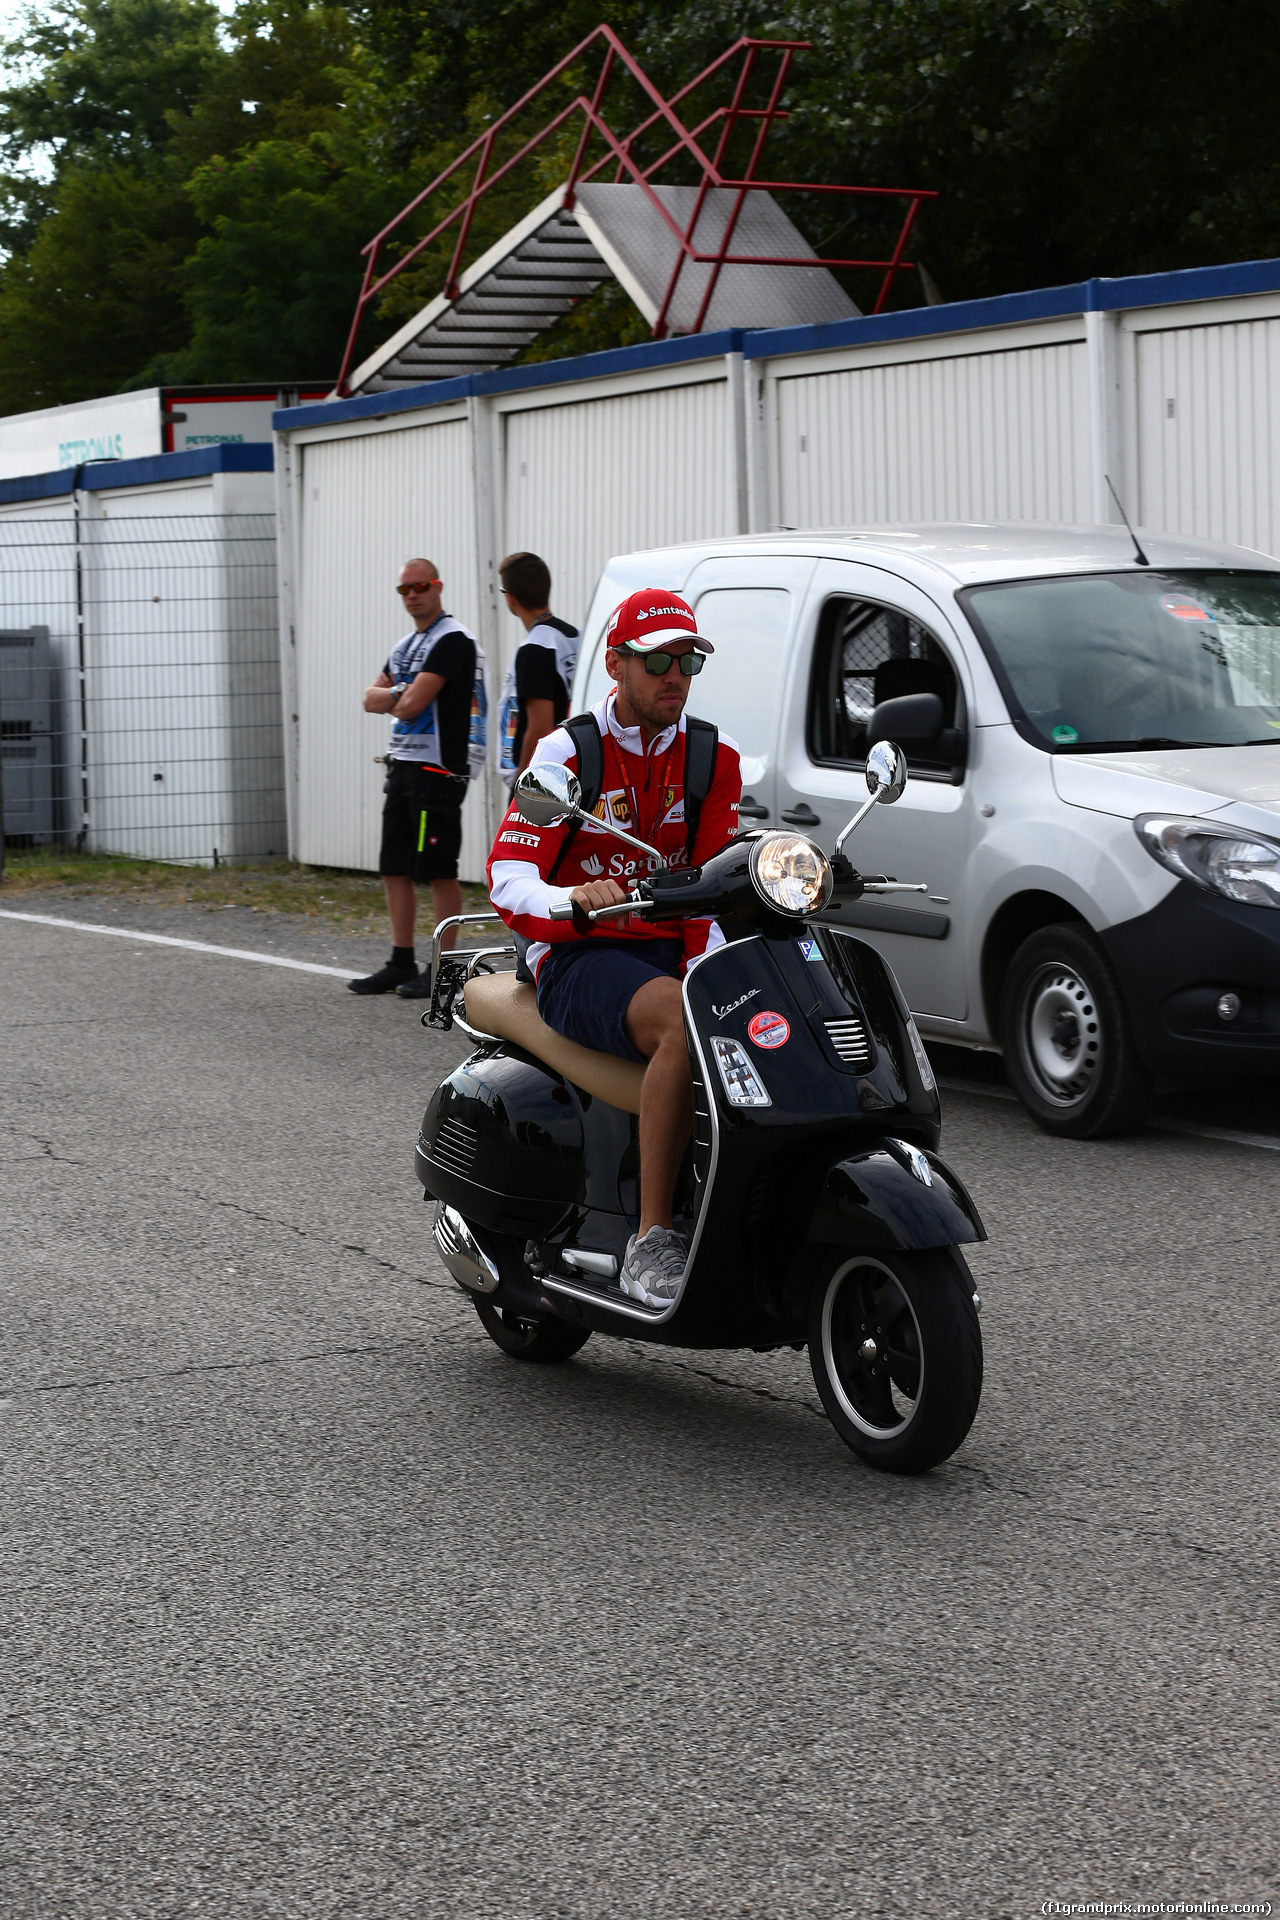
[[1100, 881, 1280, 1078]]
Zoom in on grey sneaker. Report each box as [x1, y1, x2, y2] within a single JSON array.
[[620, 1226, 689, 1308]]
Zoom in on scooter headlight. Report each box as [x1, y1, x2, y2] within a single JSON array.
[[748, 833, 834, 915]]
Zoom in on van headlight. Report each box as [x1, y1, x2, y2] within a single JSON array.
[[1136, 815, 1280, 909], [748, 833, 834, 914]]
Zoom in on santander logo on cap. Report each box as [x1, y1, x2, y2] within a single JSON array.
[[606, 587, 715, 655]]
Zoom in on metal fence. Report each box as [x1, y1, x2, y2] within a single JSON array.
[[0, 513, 285, 864]]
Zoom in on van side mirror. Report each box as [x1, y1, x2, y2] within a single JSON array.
[[866, 691, 943, 749], [866, 690, 967, 776]]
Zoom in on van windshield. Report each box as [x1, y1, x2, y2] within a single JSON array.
[[962, 570, 1280, 751]]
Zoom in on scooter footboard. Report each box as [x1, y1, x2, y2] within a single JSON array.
[[808, 1140, 986, 1253]]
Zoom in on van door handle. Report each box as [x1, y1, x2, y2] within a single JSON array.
[[780, 804, 821, 825], [738, 796, 770, 820]]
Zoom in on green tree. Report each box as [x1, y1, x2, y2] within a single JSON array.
[[0, 0, 225, 406], [0, 165, 199, 406], [178, 132, 407, 379], [3, 0, 1280, 412]]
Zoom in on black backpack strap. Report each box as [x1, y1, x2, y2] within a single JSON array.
[[681, 715, 719, 860], [546, 712, 604, 884]]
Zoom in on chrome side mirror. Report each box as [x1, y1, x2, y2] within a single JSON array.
[[833, 741, 909, 857], [513, 761, 666, 867], [865, 739, 907, 805], [514, 763, 583, 827]]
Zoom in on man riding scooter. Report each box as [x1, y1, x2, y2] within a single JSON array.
[[486, 589, 742, 1308]]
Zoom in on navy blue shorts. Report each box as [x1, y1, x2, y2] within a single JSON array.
[[535, 939, 684, 1063]]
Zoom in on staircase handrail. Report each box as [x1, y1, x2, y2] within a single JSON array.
[[335, 25, 937, 395]]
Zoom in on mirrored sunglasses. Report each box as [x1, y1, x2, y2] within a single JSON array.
[[397, 579, 442, 597], [627, 647, 704, 677]]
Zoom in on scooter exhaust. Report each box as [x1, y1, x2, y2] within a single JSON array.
[[433, 1202, 499, 1294]]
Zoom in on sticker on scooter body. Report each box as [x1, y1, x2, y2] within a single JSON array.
[[797, 937, 821, 962], [748, 1009, 790, 1050]]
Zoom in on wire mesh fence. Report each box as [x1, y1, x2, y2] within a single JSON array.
[[0, 512, 285, 864]]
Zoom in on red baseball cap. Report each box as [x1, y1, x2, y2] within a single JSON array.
[[604, 588, 714, 655]]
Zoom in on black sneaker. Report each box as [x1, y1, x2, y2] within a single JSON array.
[[394, 969, 436, 999], [348, 959, 419, 996]]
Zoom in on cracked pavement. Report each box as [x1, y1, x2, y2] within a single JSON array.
[[1, 909, 1278, 1919]]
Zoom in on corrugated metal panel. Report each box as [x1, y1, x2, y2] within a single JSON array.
[[294, 420, 486, 875], [502, 378, 733, 626], [775, 343, 1091, 528], [1135, 318, 1280, 559], [84, 507, 282, 862]]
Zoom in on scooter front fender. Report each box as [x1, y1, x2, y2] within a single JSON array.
[[808, 1140, 986, 1254]]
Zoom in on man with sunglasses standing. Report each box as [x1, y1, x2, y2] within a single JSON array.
[[488, 589, 742, 1308], [350, 557, 478, 995]]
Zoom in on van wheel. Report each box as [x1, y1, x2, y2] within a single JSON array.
[[1000, 923, 1150, 1138], [473, 1298, 592, 1363]]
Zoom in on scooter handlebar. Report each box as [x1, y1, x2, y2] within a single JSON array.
[[548, 892, 651, 924]]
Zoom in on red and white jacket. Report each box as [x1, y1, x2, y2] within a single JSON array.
[[487, 692, 743, 978]]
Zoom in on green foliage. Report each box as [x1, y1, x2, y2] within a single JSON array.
[[0, 163, 198, 405], [179, 133, 407, 379], [0, 0, 1278, 414], [0, 0, 222, 169]]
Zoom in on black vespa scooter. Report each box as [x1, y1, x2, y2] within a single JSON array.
[[415, 741, 985, 1474]]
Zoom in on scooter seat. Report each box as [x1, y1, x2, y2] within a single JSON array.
[[463, 973, 646, 1116]]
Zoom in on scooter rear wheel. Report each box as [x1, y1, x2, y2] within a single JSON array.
[[808, 1246, 982, 1474], [473, 1298, 592, 1363]]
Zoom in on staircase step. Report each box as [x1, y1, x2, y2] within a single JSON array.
[[347, 180, 857, 394]]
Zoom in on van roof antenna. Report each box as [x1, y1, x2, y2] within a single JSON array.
[[1105, 474, 1150, 567]]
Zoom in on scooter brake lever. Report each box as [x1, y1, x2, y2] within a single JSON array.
[[828, 853, 865, 898]]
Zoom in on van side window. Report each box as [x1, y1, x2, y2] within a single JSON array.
[[809, 596, 961, 773]]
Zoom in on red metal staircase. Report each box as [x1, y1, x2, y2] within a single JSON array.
[[336, 28, 936, 397]]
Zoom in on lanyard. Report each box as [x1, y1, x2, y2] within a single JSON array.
[[613, 723, 678, 850]]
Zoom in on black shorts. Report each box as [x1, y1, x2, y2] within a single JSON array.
[[379, 761, 464, 881], [536, 939, 684, 1062]]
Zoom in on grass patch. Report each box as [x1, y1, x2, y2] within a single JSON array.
[[0, 847, 492, 936]]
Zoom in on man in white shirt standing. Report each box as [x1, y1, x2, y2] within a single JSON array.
[[495, 551, 578, 787], [349, 557, 478, 996]]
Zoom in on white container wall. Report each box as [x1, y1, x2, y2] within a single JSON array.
[[289, 412, 487, 876], [275, 263, 1280, 877], [771, 333, 1092, 529], [1133, 311, 1280, 558], [0, 451, 282, 860], [83, 508, 283, 862], [501, 373, 736, 621]]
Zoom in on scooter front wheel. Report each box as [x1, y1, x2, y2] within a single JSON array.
[[473, 1297, 592, 1364], [808, 1247, 982, 1474]]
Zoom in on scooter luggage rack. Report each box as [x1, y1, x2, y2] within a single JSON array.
[[425, 912, 514, 1041]]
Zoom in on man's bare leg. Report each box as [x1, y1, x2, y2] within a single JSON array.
[[431, 877, 462, 953], [383, 874, 416, 947], [625, 974, 693, 1236]]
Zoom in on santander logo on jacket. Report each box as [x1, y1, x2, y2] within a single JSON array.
[[487, 691, 743, 979]]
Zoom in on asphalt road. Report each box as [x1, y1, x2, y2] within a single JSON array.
[[2, 907, 1277, 1920]]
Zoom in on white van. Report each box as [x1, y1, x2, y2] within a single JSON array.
[[571, 526, 1280, 1137]]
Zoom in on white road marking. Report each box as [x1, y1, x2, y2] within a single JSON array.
[[939, 1074, 1280, 1155], [0, 908, 354, 979], [5, 910, 1278, 1153]]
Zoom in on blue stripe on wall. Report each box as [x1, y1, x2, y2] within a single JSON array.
[[272, 254, 1280, 435], [0, 442, 274, 502], [273, 330, 746, 432], [0, 469, 76, 506]]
